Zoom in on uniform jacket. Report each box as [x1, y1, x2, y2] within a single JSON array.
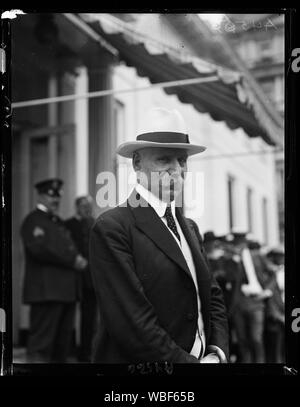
[[65, 216, 94, 291], [89, 190, 229, 364], [21, 208, 80, 303]]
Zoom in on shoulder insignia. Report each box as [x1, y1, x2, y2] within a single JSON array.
[[33, 226, 45, 237]]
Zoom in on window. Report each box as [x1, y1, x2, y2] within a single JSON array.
[[259, 39, 273, 52], [247, 187, 253, 233], [262, 197, 269, 245], [227, 175, 235, 231], [258, 39, 274, 60]]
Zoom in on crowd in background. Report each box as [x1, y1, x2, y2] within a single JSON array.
[[20, 179, 284, 364], [67, 216, 285, 364], [203, 230, 285, 363]]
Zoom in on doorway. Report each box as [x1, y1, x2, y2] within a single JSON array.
[[12, 124, 76, 345]]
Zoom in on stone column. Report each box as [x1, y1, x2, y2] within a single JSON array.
[[87, 53, 116, 209]]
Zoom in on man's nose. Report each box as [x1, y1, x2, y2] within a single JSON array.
[[167, 159, 181, 174]]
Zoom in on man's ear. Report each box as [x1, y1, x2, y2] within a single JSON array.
[[132, 151, 141, 171]]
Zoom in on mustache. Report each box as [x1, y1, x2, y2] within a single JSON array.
[[157, 170, 185, 180], [157, 172, 184, 193]]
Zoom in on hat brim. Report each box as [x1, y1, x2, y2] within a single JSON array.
[[41, 190, 63, 197], [116, 141, 206, 158]]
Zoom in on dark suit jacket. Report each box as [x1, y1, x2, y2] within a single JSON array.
[[65, 216, 94, 291], [251, 251, 274, 289], [265, 273, 284, 324], [222, 256, 244, 317], [234, 250, 274, 312], [21, 208, 80, 303], [89, 190, 229, 363], [208, 256, 237, 317]]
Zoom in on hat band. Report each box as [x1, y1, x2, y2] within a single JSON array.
[[137, 132, 189, 144]]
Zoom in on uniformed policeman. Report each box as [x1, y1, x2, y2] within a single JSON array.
[[20, 178, 87, 363]]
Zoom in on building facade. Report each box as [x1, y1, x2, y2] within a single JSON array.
[[225, 13, 285, 243], [108, 13, 280, 242]]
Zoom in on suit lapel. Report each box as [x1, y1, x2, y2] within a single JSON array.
[[176, 208, 211, 334], [176, 208, 210, 281], [128, 190, 192, 279], [128, 190, 212, 336]]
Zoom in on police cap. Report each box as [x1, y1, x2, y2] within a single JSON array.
[[34, 178, 64, 197]]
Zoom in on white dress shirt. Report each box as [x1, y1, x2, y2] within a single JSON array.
[[37, 203, 49, 213], [241, 247, 263, 295], [135, 184, 205, 359]]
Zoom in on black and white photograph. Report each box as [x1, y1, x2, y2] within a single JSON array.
[[0, 10, 299, 381]]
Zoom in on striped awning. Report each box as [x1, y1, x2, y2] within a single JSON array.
[[79, 13, 283, 147]]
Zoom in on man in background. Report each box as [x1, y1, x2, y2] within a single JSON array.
[[264, 247, 285, 363], [21, 179, 87, 363], [65, 196, 97, 362], [203, 231, 241, 362], [203, 231, 231, 310], [231, 232, 273, 363]]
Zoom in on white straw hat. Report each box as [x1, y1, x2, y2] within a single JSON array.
[[116, 107, 206, 158]]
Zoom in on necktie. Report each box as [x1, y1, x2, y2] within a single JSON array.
[[164, 205, 181, 244]]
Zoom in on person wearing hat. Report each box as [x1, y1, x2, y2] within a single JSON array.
[[203, 231, 229, 301], [90, 108, 229, 364], [203, 231, 242, 362], [20, 178, 88, 363], [229, 230, 274, 363]]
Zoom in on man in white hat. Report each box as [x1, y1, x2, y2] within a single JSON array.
[[90, 108, 229, 364]]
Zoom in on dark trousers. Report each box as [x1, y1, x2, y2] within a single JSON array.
[[228, 316, 239, 362], [233, 303, 265, 363], [79, 286, 98, 362], [27, 302, 76, 363], [264, 320, 285, 363]]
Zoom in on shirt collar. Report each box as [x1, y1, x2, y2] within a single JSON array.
[[135, 184, 176, 218], [36, 203, 49, 213]]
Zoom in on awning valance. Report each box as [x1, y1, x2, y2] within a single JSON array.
[[79, 13, 283, 147]]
